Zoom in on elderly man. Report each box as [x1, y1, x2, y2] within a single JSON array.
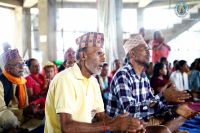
[[45, 32, 146, 133], [0, 49, 29, 132], [106, 34, 198, 133], [58, 47, 76, 72]]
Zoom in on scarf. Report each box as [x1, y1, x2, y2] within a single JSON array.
[[3, 70, 27, 109]]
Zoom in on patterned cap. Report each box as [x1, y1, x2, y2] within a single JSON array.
[[3, 49, 21, 62], [0, 49, 22, 68], [123, 34, 147, 54], [76, 32, 104, 49]]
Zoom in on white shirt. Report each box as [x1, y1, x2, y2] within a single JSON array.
[[170, 70, 189, 91]]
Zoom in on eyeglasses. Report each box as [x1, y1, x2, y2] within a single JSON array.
[[8, 62, 26, 68]]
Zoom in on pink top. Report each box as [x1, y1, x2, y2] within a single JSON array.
[[151, 40, 170, 64]]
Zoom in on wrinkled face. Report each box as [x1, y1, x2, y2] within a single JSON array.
[[84, 47, 105, 75], [29, 59, 40, 74], [132, 44, 150, 66], [65, 49, 76, 68], [6, 57, 25, 77], [65, 49, 76, 61], [44, 66, 55, 79]]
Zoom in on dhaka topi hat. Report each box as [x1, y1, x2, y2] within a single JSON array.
[[76, 32, 104, 49], [123, 34, 147, 54]]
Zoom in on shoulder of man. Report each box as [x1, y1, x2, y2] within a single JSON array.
[[111, 65, 133, 85], [0, 74, 12, 87], [115, 65, 132, 77]]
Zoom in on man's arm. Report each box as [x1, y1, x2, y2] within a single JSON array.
[[93, 112, 112, 122], [60, 113, 108, 133], [60, 112, 145, 133], [160, 82, 191, 104], [149, 81, 191, 106]]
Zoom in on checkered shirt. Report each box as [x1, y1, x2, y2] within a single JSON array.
[[106, 62, 166, 120]]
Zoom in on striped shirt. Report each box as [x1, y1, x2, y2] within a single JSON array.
[[106, 62, 166, 120]]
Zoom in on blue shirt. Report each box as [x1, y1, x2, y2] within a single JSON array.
[[106, 62, 166, 120], [189, 70, 200, 91]]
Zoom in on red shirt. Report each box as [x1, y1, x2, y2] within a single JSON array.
[[26, 74, 44, 96], [150, 76, 169, 95]]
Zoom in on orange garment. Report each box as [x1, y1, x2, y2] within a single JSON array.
[[151, 40, 170, 64], [2, 70, 27, 109]]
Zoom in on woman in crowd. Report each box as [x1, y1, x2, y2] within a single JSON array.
[[189, 58, 200, 101], [150, 31, 171, 64], [170, 60, 190, 91], [25, 58, 46, 118], [150, 62, 169, 95]]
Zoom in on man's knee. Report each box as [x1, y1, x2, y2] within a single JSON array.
[[146, 125, 172, 133], [0, 110, 19, 130]]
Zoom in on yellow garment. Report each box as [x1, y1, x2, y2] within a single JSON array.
[[44, 63, 104, 133], [0, 82, 7, 111], [2, 70, 27, 109]]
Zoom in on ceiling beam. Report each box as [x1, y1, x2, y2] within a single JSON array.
[[57, 1, 138, 8], [57, 2, 96, 8], [23, 0, 38, 8], [147, 0, 200, 8], [57, 1, 199, 9], [138, 0, 153, 8], [0, 0, 22, 8], [123, 3, 138, 8]]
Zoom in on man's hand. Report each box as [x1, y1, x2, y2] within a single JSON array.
[[176, 103, 200, 119], [162, 83, 191, 104], [110, 113, 145, 133]]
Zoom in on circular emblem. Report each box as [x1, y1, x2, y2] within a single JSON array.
[[175, 0, 189, 17]]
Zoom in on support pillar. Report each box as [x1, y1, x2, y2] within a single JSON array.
[[38, 0, 56, 64], [115, 0, 124, 61], [14, 7, 23, 56], [22, 8, 31, 58], [137, 8, 144, 30]]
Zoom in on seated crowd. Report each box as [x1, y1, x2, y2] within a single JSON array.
[[0, 31, 199, 133]]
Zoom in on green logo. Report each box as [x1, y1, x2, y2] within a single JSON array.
[[175, 0, 189, 17]]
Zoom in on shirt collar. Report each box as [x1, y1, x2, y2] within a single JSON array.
[[127, 62, 146, 78], [72, 63, 90, 80]]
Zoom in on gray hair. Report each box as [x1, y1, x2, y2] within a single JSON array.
[[76, 47, 87, 61]]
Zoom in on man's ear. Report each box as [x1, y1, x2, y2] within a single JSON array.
[[80, 52, 87, 60], [129, 50, 135, 58]]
